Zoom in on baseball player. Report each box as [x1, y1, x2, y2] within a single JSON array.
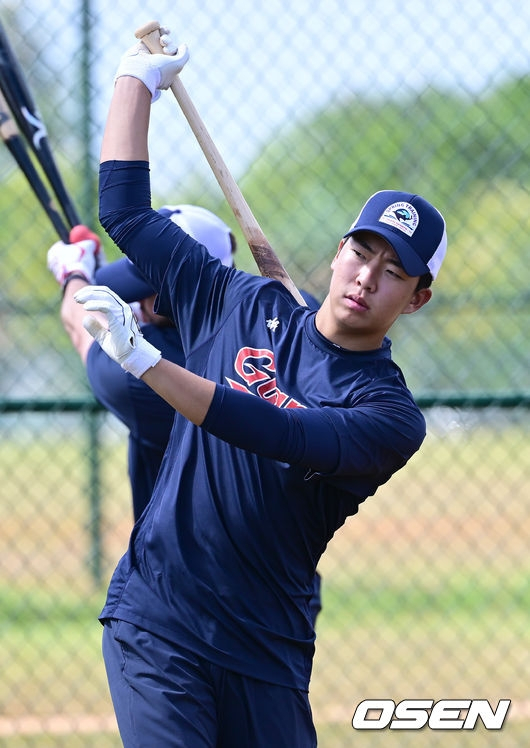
[[47, 205, 237, 521], [74, 37, 447, 747]]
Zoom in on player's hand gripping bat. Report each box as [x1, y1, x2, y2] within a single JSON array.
[[134, 21, 306, 307]]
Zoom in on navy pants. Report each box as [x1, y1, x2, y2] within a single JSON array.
[[102, 619, 317, 747]]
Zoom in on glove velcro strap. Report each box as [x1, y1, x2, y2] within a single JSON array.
[[121, 337, 162, 379], [114, 55, 160, 99]]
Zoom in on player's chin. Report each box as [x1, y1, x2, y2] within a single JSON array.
[[335, 311, 368, 338], [338, 302, 370, 327]]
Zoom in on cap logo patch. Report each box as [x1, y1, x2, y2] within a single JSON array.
[[379, 201, 419, 237]]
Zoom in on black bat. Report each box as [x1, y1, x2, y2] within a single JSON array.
[[0, 19, 80, 229], [0, 88, 70, 241]]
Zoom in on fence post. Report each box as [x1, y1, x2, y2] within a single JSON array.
[[84, 404, 103, 586]]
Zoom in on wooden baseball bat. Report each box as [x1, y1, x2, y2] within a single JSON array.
[[0, 19, 81, 229], [0, 89, 70, 241], [134, 21, 306, 307]]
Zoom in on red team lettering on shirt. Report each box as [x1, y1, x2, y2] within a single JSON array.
[[226, 347, 305, 409]]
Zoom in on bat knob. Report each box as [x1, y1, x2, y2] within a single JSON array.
[[69, 224, 101, 248], [135, 21, 161, 40]]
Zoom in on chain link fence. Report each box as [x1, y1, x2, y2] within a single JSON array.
[[1, 0, 529, 745]]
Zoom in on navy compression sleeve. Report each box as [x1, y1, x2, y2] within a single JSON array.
[[201, 384, 340, 473]]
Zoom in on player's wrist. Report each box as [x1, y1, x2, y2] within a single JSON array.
[[121, 337, 162, 379], [61, 272, 90, 297]]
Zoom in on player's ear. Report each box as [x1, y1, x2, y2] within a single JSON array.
[[331, 238, 347, 269], [401, 287, 432, 315]]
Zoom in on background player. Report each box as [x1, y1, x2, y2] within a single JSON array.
[[47, 205, 236, 521]]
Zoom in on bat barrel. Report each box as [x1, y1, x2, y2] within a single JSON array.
[[0, 19, 81, 230], [0, 89, 70, 241]]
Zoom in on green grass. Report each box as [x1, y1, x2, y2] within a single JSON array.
[[0, 737, 122, 748]]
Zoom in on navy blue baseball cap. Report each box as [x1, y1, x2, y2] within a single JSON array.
[[343, 190, 447, 279], [95, 205, 235, 302]]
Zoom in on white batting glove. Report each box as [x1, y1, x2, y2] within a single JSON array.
[[114, 35, 189, 102], [47, 237, 100, 287], [74, 285, 162, 379]]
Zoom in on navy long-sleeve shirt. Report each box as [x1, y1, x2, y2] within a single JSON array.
[[98, 160, 426, 690]]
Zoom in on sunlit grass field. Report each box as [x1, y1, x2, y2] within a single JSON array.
[[1, 416, 529, 746]]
